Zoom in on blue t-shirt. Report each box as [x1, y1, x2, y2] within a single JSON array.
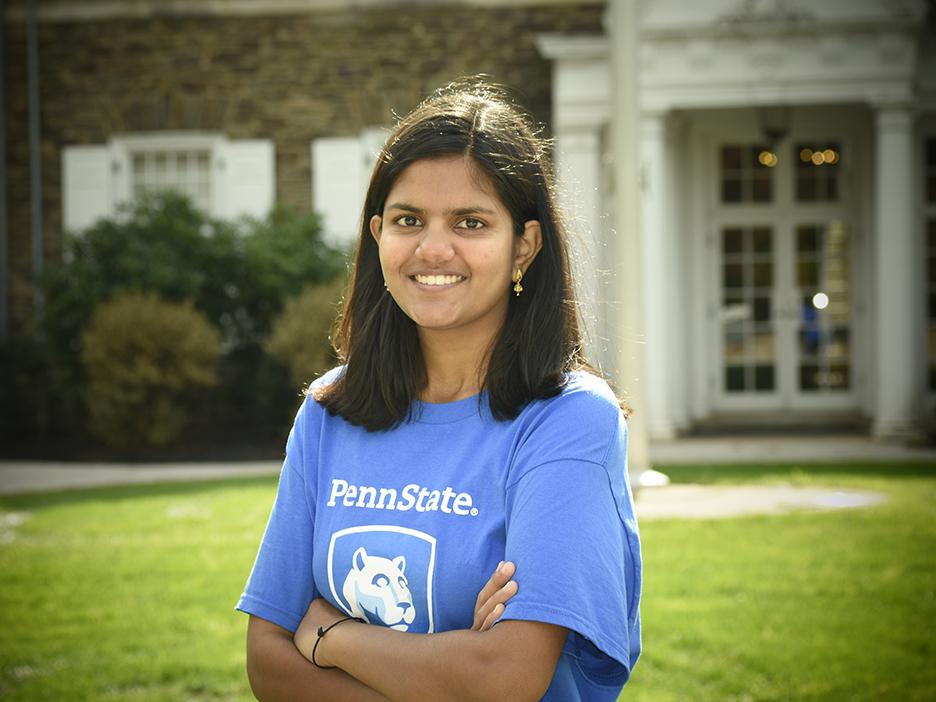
[[237, 368, 642, 700]]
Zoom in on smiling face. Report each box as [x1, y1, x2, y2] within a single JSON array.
[[370, 154, 541, 347]]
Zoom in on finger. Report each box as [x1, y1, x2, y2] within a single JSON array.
[[480, 579, 519, 631], [473, 579, 518, 631], [473, 561, 514, 610], [472, 562, 515, 628], [473, 561, 503, 610], [480, 602, 505, 632]]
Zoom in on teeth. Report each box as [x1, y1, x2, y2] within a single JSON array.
[[414, 274, 464, 286]]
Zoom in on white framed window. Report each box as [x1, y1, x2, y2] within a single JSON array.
[[311, 127, 388, 248], [794, 141, 844, 202], [62, 132, 275, 232], [130, 146, 213, 213], [719, 143, 774, 204]]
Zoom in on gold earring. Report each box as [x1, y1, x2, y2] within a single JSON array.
[[513, 268, 523, 296]]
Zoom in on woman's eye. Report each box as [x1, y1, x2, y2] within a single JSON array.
[[397, 215, 420, 227], [458, 217, 484, 230]]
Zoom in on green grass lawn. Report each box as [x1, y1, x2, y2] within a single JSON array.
[[0, 462, 933, 701]]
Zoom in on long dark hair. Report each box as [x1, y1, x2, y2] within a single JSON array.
[[314, 78, 594, 431]]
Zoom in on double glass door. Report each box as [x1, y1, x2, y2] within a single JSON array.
[[712, 141, 857, 411]]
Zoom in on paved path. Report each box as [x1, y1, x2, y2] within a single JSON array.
[[649, 435, 936, 464], [0, 460, 281, 496], [635, 484, 886, 521], [0, 461, 889, 520], [3, 433, 926, 518]]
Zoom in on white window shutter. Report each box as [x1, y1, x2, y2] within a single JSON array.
[[216, 139, 274, 219], [312, 136, 368, 248], [61, 144, 113, 232], [110, 141, 132, 209], [360, 127, 387, 163]]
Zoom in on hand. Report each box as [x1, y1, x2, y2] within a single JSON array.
[[294, 597, 351, 667], [471, 560, 518, 632]]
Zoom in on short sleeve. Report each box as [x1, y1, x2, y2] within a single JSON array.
[[235, 396, 318, 633], [500, 409, 642, 687]]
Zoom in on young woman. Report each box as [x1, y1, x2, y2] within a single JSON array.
[[237, 79, 642, 701]]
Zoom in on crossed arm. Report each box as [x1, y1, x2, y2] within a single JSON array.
[[245, 561, 568, 702]]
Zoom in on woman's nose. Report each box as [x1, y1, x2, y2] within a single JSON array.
[[415, 222, 454, 262]]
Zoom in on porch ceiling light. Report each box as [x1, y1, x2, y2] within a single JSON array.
[[801, 147, 839, 166], [758, 150, 779, 167], [757, 105, 793, 152]]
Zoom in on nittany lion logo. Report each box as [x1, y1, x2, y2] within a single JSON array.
[[327, 525, 437, 633], [342, 547, 416, 631]]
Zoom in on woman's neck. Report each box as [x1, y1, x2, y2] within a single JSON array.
[[417, 328, 495, 403]]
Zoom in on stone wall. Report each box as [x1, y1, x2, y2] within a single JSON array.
[[2, 2, 604, 332]]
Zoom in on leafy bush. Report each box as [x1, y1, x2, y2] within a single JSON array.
[[79, 290, 221, 449], [264, 277, 345, 389], [241, 207, 348, 339], [44, 191, 346, 357], [13, 190, 350, 453]]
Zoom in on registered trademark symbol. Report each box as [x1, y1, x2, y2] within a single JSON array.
[[470, 508, 479, 517]]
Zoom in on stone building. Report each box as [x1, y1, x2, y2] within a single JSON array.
[[2, 0, 933, 441]]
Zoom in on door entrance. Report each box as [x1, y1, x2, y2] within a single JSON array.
[[711, 140, 858, 412]]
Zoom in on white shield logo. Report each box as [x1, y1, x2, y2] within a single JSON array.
[[327, 525, 437, 633]]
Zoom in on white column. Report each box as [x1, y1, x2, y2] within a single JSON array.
[[666, 115, 690, 432], [872, 104, 924, 439], [535, 33, 612, 375], [639, 111, 676, 438], [609, 0, 649, 477], [554, 128, 614, 375]]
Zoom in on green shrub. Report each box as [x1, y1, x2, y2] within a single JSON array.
[[44, 191, 346, 358], [15, 190, 349, 452], [79, 290, 221, 448], [241, 207, 347, 336], [264, 277, 345, 389]]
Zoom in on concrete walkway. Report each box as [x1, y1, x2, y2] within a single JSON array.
[[649, 435, 936, 464], [635, 483, 886, 521], [2, 435, 930, 518], [0, 460, 281, 496]]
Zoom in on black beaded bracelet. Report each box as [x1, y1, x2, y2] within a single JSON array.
[[312, 615, 366, 669]]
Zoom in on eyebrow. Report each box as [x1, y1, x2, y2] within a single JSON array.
[[385, 202, 498, 217]]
